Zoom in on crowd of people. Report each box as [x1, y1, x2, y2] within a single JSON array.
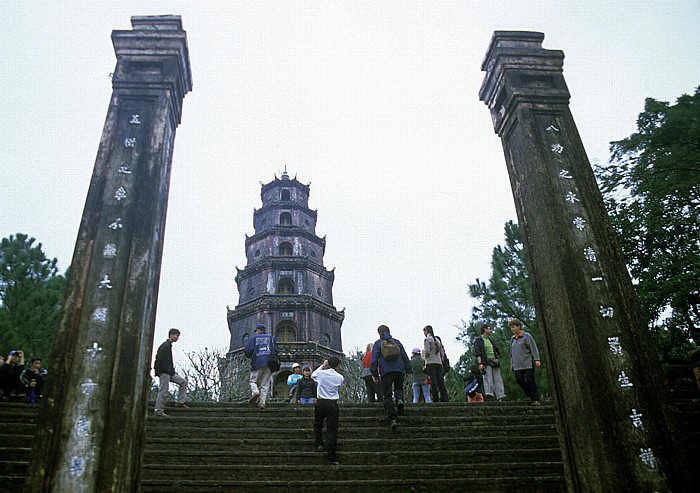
[[0, 350, 48, 403], [148, 319, 542, 465]]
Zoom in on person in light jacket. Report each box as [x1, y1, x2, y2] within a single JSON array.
[[422, 325, 449, 402], [508, 318, 541, 406]]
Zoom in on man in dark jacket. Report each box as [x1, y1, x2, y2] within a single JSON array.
[[370, 325, 411, 430], [244, 323, 279, 410], [0, 350, 25, 400], [154, 328, 189, 417], [474, 324, 505, 401]]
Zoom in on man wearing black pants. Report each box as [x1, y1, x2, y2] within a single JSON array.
[[312, 356, 344, 465], [370, 325, 412, 430]]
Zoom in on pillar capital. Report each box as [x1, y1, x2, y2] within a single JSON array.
[[111, 15, 192, 124], [479, 31, 568, 136]]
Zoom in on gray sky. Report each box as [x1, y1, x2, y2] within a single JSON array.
[[2, 1, 699, 367]]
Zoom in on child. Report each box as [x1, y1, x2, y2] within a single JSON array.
[[287, 362, 303, 403], [465, 364, 484, 403], [295, 366, 317, 405]]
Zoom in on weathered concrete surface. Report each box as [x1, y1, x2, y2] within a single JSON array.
[[24, 16, 191, 493], [479, 31, 691, 492]]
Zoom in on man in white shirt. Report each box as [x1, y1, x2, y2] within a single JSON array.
[[311, 356, 344, 465]]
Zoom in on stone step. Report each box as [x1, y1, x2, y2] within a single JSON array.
[[142, 462, 566, 481], [142, 448, 565, 465], [144, 423, 558, 439], [144, 434, 561, 452], [140, 476, 567, 493]]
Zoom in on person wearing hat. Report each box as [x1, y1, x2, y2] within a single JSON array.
[[410, 347, 431, 404], [0, 350, 25, 400], [370, 325, 412, 430], [287, 362, 303, 403], [243, 323, 280, 410]]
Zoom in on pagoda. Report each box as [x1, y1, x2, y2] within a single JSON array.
[[227, 170, 345, 397]]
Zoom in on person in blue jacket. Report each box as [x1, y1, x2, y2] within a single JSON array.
[[370, 325, 411, 430], [244, 323, 279, 410]]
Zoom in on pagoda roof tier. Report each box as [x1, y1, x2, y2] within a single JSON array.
[[236, 256, 335, 282], [245, 226, 326, 249], [260, 174, 310, 196], [253, 202, 317, 219], [227, 294, 345, 323]]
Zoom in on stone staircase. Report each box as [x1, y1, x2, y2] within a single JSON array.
[[3, 394, 700, 492], [2, 400, 567, 492]]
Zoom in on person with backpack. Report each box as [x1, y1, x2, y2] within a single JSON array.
[[422, 325, 449, 402], [244, 323, 280, 410], [370, 325, 411, 430]]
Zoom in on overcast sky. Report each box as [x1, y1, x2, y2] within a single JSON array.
[[2, 1, 699, 368]]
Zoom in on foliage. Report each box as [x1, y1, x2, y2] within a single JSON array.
[[0, 233, 66, 362], [177, 346, 230, 402], [219, 352, 252, 402], [467, 221, 536, 327], [459, 221, 549, 399], [339, 351, 365, 402], [595, 87, 700, 355]]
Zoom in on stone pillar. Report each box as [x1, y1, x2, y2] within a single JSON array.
[[479, 32, 690, 492], [25, 16, 191, 493]]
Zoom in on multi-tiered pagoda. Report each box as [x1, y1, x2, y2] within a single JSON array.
[[227, 170, 345, 397]]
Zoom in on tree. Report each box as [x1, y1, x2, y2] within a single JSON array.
[[459, 221, 549, 399], [178, 346, 228, 401], [595, 88, 700, 355], [0, 233, 66, 361], [467, 221, 536, 326]]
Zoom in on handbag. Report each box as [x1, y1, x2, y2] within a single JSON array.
[[267, 353, 280, 372], [489, 358, 500, 368], [360, 367, 372, 379]]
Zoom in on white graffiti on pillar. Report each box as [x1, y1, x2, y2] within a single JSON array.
[[86, 342, 103, 358], [80, 379, 98, 397], [551, 143, 564, 154], [599, 306, 614, 318], [639, 448, 656, 469], [118, 164, 132, 175], [98, 275, 113, 290], [108, 218, 123, 230], [573, 216, 586, 231], [618, 371, 634, 389], [75, 417, 91, 437], [91, 307, 108, 323], [546, 124, 560, 132], [607, 337, 623, 356], [565, 191, 579, 204], [114, 186, 127, 201], [129, 114, 141, 124], [69, 456, 85, 477], [124, 138, 136, 148], [103, 243, 117, 258], [629, 409, 643, 429], [559, 169, 573, 179], [584, 247, 597, 262]]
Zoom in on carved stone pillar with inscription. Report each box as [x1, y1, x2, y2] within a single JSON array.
[[479, 32, 690, 492], [26, 16, 192, 493]]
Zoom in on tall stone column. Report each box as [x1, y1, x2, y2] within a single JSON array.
[[479, 32, 690, 492], [25, 16, 192, 493]]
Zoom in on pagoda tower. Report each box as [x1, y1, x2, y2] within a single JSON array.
[[227, 170, 345, 397]]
